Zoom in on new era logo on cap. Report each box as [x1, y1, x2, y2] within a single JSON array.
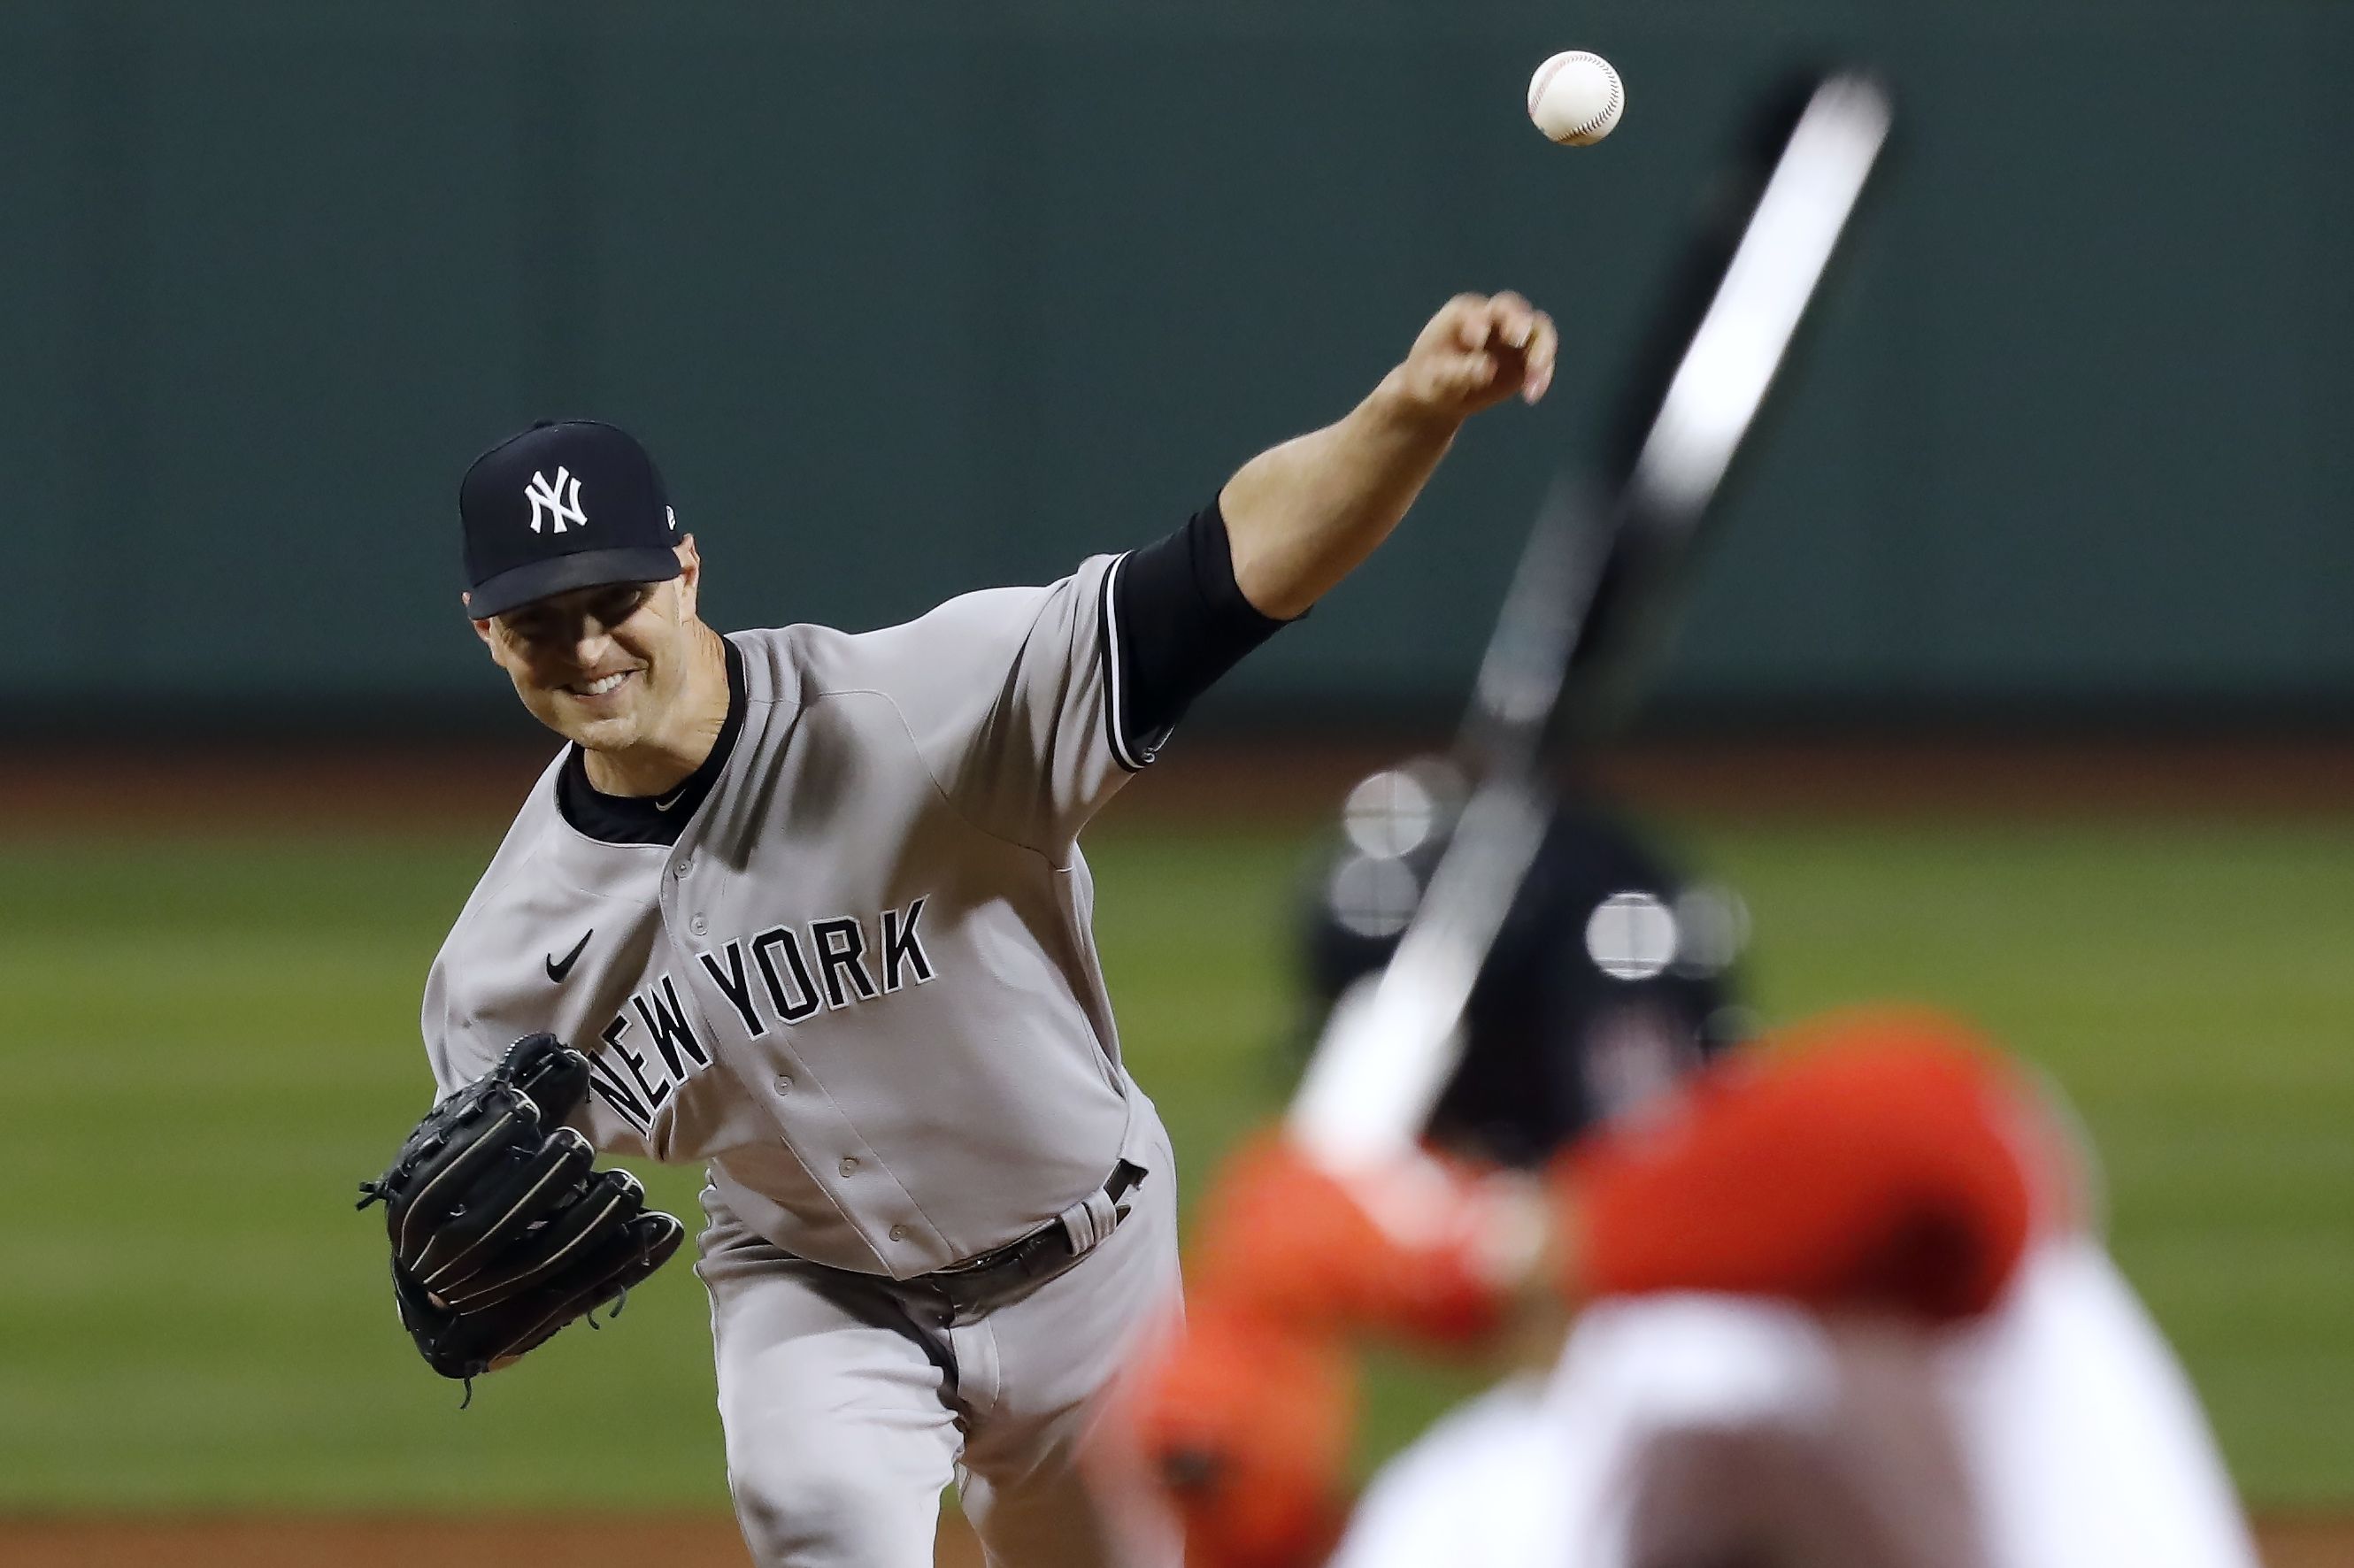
[[459, 420, 682, 619]]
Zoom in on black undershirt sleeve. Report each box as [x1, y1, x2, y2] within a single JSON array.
[[1108, 499, 1293, 765]]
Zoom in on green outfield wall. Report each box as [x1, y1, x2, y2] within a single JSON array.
[[7, 2, 2349, 729]]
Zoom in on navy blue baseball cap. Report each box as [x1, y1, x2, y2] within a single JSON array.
[[459, 419, 684, 619]]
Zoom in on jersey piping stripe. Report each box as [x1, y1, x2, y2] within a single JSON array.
[[1101, 552, 1148, 774]]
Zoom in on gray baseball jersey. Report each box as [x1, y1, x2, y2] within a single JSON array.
[[422, 553, 1160, 1279]]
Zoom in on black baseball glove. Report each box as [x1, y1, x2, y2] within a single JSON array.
[[358, 1032, 684, 1390]]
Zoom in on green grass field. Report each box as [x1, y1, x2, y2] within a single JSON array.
[[4, 814, 2350, 1511]]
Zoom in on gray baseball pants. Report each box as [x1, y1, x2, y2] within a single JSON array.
[[696, 1116, 1180, 1568]]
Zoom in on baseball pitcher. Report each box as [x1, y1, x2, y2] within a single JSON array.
[[362, 294, 1559, 1568]]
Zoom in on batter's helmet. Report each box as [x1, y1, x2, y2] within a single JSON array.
[[1299, 761, 1749, 1168]]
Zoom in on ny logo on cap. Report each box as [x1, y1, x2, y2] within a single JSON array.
[[525, 467, 588, 534]]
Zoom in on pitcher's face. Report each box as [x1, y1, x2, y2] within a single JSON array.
[[471, 540, 704, 753]]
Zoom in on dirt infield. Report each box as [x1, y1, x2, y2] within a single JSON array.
[[4, 1511, 2349, 1566]]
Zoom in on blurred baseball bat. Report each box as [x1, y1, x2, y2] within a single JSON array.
[[1289, 73, 1893, 1172]]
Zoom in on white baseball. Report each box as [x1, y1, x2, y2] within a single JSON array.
[[1527, 50, 1624, 146]]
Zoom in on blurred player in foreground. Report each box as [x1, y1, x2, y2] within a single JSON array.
[[1103, 776, 2260, 1568]]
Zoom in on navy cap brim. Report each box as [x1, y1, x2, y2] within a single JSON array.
[[465, 545, 685, 620]]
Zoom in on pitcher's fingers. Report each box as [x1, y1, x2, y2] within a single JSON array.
[[1522, 311, 1559, 403], [1437, 349, 1507, 401], [1489, 290, 1538, 351], [1447, 295, 1496, 352]]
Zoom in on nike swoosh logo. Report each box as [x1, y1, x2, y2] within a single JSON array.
[[545, 930, 593, 983], [655, 788, 690, 811]]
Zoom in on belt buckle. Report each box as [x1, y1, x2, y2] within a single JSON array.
[[929, 1228, 1050, 1313], [935, 1226, 1035, 1280], [928, 1161, 1146, 1307]]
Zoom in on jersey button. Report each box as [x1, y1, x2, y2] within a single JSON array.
[[889, 1225, 909, 1242], [773, 1074, 792, 1094], [673, 859, 693, 880], [838, 1157, 859, 1177], [689, 915, 709, 938]]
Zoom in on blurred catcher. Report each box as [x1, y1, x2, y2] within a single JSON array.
[[1106, 777, 2261, 1568], [1106, 68, 2255, 1567]]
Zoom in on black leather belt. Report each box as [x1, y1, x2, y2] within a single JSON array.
[[920, 1160, 1146, 1311]]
